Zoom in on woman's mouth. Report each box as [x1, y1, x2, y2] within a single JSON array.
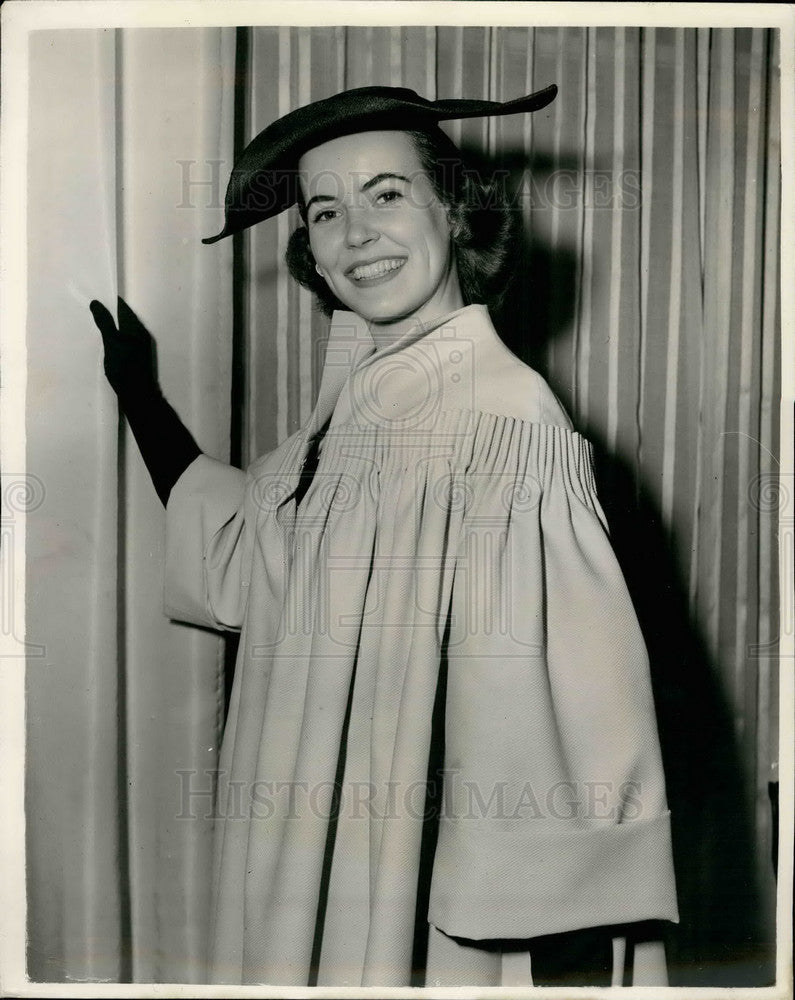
[[346, 257, 407, 286]]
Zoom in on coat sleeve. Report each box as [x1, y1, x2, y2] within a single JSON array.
[[163, 454, 251, 631], [428, 425, 679, 941]]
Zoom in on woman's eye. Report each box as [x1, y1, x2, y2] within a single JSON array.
[[375, 190, 402, 205], [311, 209, 338, 224]]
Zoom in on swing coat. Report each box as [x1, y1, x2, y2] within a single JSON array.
[[164, 303, 679, 985]]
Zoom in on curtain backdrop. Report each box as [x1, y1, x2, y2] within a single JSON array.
[[25, 25, 780, 986], [25, 28, 237, 983]]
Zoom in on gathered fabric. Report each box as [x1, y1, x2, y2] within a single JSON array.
[[164, 304, 678, 986]]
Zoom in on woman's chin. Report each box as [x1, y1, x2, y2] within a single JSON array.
[[341, 301, 417, 326], [333, 284, 460, 328], [343, 291, 430, 326]]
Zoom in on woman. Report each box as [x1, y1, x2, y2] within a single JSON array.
[[91, 85, 678, 987]]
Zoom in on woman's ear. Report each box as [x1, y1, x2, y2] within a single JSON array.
[[315, 263, 325, 278]]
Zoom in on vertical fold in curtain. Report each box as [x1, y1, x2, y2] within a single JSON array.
[[117, 27, 236, 983], [697, 28, 735, 675], [26, 27, 236, 983], [26, 29, 123, 983], [756, 27, 781, 882]]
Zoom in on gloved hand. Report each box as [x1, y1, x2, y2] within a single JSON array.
[[90, 297, 202, 506], [90, 297, 159, 402]]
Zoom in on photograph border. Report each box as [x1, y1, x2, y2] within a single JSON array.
[[1, 2, 793, 998]]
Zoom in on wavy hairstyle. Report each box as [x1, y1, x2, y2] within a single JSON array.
[[284, 126, 518, 316]]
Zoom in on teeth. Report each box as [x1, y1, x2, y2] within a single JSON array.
[[351, 258, 405, 280]]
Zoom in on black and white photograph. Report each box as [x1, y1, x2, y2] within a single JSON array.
[[0, 1, 792, 996]]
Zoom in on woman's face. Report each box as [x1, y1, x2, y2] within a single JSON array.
[[298, 131, 463, 332]]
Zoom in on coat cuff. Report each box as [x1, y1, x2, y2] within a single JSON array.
[[428, 812, 679, 940]]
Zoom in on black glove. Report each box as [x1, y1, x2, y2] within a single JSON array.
[[90, 297, 202, 506]]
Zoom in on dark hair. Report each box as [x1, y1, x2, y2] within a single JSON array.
[[284, 126, 518, 316]]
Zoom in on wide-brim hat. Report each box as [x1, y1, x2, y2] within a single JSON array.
[[203, 83, 558, 244]]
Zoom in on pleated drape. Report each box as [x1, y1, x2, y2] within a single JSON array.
[[24, 24, 780, 986], [25, 30, 123, 984], [25, 27, 236, 983]]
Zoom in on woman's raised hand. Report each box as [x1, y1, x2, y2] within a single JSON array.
[[90, 297, 158, 400], [88, 296, 201, 506]]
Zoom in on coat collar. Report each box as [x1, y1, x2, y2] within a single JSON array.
[[308, 304, 491, 436]]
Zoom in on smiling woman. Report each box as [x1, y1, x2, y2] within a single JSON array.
[[297, 132, 463, 334], [90, 85, 679, 987]]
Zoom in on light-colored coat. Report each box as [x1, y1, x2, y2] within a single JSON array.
[[165, 304, 678, 985]]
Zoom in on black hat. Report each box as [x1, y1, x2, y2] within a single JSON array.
[[203, 83, 558, 244]]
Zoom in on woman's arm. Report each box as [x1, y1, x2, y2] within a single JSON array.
[[90, 298, 201, 505]]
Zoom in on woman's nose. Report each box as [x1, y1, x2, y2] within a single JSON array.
[[344, 210, 379, 248]]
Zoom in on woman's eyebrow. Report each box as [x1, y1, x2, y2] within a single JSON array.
[[306, 193, 336, 211], [361, 172, 411, 191]]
